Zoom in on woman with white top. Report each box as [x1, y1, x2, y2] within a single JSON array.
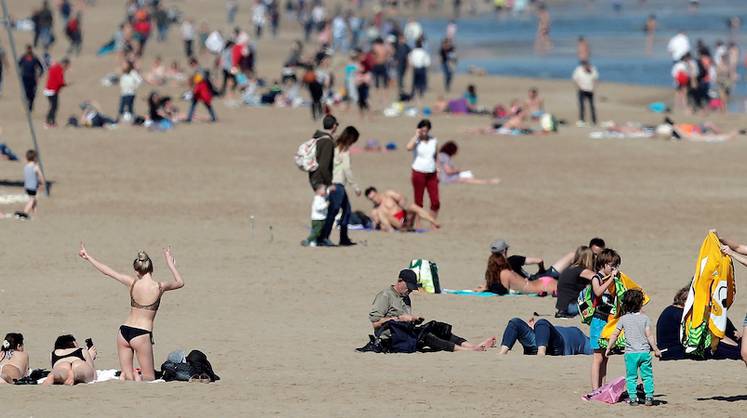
[[321, 126, 360, 246], [406, 119, 439, 222]]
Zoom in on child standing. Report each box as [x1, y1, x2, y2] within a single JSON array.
[[301, 184, 329, 247], [23, 150, 45, 217], [589, 248, 621, 390], [606, 289, 661, 406]]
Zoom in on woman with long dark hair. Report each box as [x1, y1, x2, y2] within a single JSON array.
[[475, 252, 557, 295], [319, 126, 361, 246]]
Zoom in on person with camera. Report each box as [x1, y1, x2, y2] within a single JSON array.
[[368, 270, 495, 352]]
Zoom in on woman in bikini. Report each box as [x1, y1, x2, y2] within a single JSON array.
[[475, 251, 557, 296], [43, 334, 97, 385], [78, 243, 184, 381], [0, 333, 28, 384]]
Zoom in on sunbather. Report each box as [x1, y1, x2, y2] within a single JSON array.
[[43, 334, 96, 385], [0, 333, 28, 384], [364, 186, 440, 231]]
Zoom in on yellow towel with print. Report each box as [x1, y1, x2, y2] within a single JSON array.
[[681, 232, 735, 354], [598, 272, 649, 350]]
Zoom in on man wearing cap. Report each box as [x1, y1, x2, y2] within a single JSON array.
[[369, 270, 495, 352]]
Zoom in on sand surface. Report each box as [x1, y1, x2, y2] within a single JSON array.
[[0, 1, 746, 416]]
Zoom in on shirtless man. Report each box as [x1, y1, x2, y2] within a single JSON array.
[[371, 38, 391, 90], [365, 186, 440, 231], [525, 87, 544, 119]]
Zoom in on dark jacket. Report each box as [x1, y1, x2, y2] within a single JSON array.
[[308, 130, 334, 190]]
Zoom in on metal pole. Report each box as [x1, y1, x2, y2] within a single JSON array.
[[1, 0, 49, 196]]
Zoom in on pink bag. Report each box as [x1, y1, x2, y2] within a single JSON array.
[[582, 376, 626, 404]]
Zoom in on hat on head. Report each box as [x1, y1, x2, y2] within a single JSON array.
[[490, 239, 509, 254], [398, 269, 419, 291]]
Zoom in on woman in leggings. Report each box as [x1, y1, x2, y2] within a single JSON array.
[[498, 317, 592, 356], [79, 243, 184, 380]]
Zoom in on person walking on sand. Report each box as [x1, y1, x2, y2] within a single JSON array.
[[308, 114, 338, 245], [439, 37, 456, 93], [18, 45, 45, 111], [572, 60, 598, 127], [43, 57, 70, 128], [186, 58, 217, 123], [22, 150, 46, 218], [408, 40, 430, 100], [78, 244, 184, 381], [118, 61, 142, 122], [406, 119, 439, 223]]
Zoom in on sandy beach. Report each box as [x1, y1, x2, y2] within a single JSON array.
[[1, 0, 746, 416]]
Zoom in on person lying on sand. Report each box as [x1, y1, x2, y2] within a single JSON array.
[[43, 334, 96, 385], [498, 316, 592, 356], [369, 269, 496, 352], [364, 186, 440, 231], [0, 333, 28, 384]]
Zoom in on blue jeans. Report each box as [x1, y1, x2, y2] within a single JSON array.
[[500, 318, 565, 355], [118, 94, 135, 116], [441, 62, 453, 93], [320, 183, 351, 243]]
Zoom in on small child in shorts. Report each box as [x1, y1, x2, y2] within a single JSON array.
[[606, 289, 661, 406], [301, 184, 329, 247], [23, 149, 45, 217]]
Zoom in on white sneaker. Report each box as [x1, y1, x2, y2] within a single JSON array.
[[576, 120, 586, 127]]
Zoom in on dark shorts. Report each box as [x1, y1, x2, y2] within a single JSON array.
[[529, 266, 560, 281], [26, 188, 37, 197]]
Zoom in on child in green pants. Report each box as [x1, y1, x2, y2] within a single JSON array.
[[606, 289, 661, 406]]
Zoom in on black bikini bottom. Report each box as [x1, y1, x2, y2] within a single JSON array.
[[119, 325, 154, 345]]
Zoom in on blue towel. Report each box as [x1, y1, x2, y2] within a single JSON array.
[[0, 144, 18, 161], [443, 289, 539, 297]]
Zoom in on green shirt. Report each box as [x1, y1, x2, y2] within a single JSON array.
[[369, 286, 411, 338]]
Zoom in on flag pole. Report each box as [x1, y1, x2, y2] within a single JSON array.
[[1, 0, 49, 196]]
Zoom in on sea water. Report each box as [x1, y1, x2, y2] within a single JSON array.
[[420, 0, 747, 110]]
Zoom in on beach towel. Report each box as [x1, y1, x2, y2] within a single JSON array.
[[443, 289, 539, 297], [96, 39, 117, 56], [582, 376, 626, 404], [447, 98, 469, 114], [0, 194, 29, 205], [597, 272, 649, 349], [37, 369, 164, 384], [681, 232, 735, 356], [0, 143, 18, 161]]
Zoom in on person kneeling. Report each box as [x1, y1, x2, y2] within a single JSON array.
[[367, 269, 495, 352]]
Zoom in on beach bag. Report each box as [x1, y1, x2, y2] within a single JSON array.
[[408, 259, 441, 294], [294, 137, 321, 171], [540, 113, 558, 132], [577, 284, 596, 325], [583, 376, 627, 404]]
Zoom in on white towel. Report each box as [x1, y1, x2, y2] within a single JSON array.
[[38, 369, 165, 384], [0, 194, 28, 205]]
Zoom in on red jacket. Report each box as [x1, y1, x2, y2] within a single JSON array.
[[45, 63, 66, 94], [192, 79, 213, 104]]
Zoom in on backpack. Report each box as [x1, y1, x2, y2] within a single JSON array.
[[408, 259, 441, 294], [294, 137, 320, 171], [577, 284, 596, 325]]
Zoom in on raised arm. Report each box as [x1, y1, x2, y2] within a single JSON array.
[[405, 130, 419, 151], [160, 247, 184, 292], [592, 272, 615, 297], [78, 242, 135, 287], [723, 246, 747, 268]]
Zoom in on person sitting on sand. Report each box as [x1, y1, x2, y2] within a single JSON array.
[[498, 316, 592, 356], [525, 87, 544, 119], [370, 269, 496, 352], [0, 333, 28, 384], [145, 55, 167, 86], [474, 243, 558, 296], [437, 141, 500, 185], [364, 186, 440, 231], [78, 244, 184, 381], [43, 334, 96, 385], [555, 245, 596, 318], [656, 286, 742, 361], [484, 239, 577, 283]]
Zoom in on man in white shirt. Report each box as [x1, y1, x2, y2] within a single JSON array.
[[572, 61, 598, 126], [408, 40, 431, 99], [667, 31, 690, 62]]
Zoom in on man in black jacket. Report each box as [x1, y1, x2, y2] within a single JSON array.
[[308, 114, 337, 246]]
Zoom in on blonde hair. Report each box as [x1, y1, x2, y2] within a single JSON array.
[[133, 251, 153, 275], [571, 246, 595, 271]]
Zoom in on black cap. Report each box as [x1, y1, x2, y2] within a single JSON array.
[[398, 269, 419, 291]]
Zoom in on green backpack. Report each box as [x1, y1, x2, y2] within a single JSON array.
[[408, 259, 441, 294]]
